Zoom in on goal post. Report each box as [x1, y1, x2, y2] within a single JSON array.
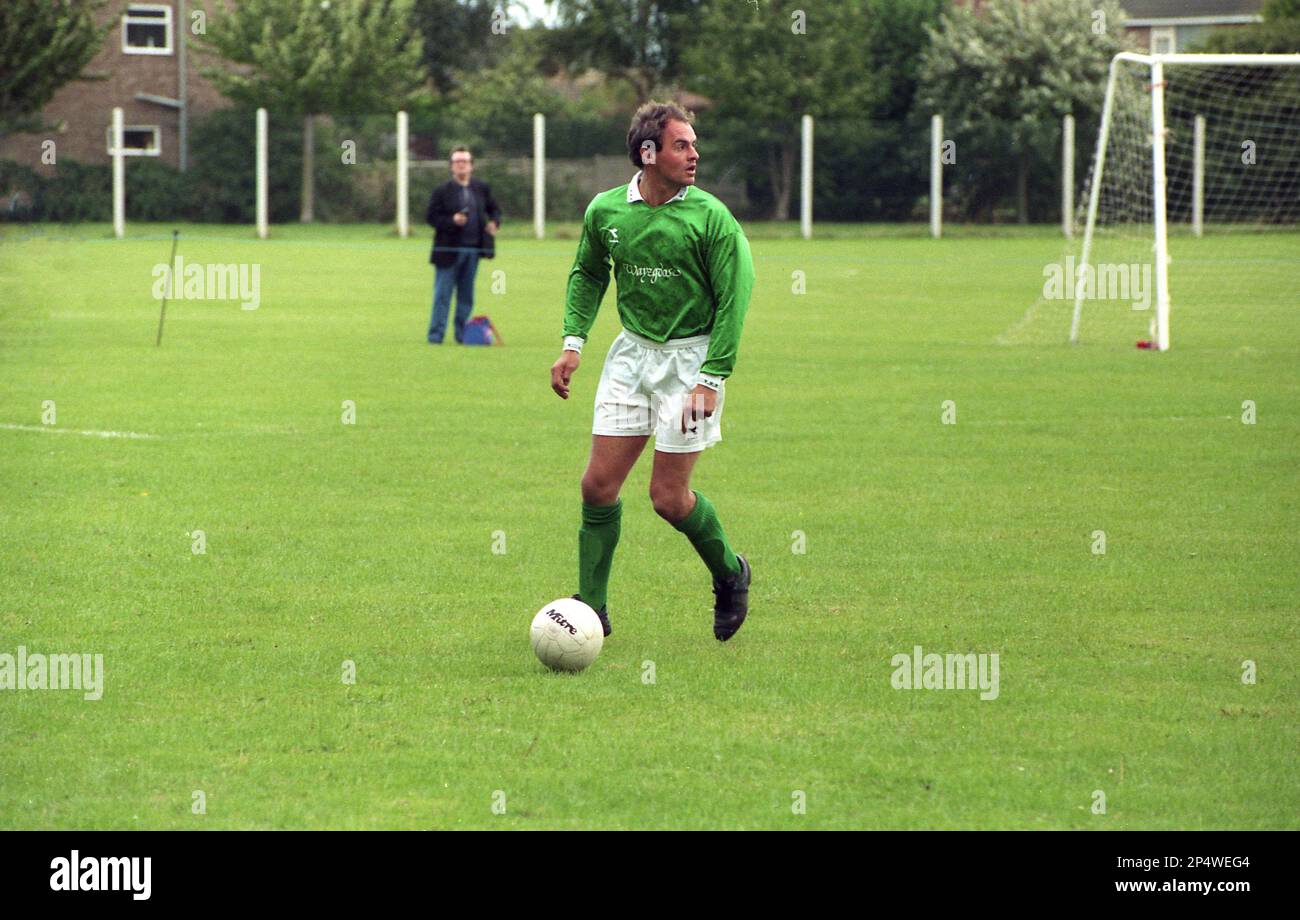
[[1069, 52, 1300, 351]]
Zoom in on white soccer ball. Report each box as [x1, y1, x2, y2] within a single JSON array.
[[530, 598, 604, 672]]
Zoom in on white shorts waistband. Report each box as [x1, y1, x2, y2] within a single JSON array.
[[619, 328, 710, 350]]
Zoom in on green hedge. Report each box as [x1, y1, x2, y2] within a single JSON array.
[[0, 107, 376, 223]]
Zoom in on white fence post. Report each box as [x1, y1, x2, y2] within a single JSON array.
[[1062, 114, 1075, 238], [111, 107, 125, 239], [533, 113, 545, 240], [1150, 60, 1171, 351], [930, 114, 943, 238], [256, 107, 268, 239], [800, 114, 813, 239], [396, 110, 409, 239], [1192, 114, 1205, 238]]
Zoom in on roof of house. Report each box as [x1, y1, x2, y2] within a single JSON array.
[[1120, 0, 1263, 20]]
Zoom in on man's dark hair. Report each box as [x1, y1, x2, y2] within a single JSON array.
[[449, 145, 472, 162], [626, 101, 695, 168]]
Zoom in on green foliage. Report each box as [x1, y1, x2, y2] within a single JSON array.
[[916, 0, 1131, 221], [410, 0, 500, 95], [186, 107, 304, 222], [0, 159, 40, 220], [683, 0, 878, 219], [1173, 12, 1300, 230], [126, 160, 198, 220], [438, 29, 572, 154], [1196, 18, 1300, 53], [0, 157, 109, 222], [195, 0, 425, 116], [0, 154, 250, 223], [433, 27, 627, 162], [0, 104, 388, 224], [863, 0, 950, 123], [814, 0, 948, 221], [814, 122, 919, 222], [187, 106, 390, 222], [686, 1, 876, 131], [195, 0, 426, 220], [0, 0, 107, 133], [548, 0, 702, 101], [1263, 0, 1300, 21], [47, 160, 109, 221]]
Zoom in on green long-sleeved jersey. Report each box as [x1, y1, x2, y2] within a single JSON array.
[[563, 175, 754, 379]]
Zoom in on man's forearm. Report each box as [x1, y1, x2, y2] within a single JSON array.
[[700, 329, 741, 379], [701, 232, 754, 378], [562, 274, 604, 340], [563, 218, 610, 340]]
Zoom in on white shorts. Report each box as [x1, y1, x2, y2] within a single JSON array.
[[592, 329, 724, 453]]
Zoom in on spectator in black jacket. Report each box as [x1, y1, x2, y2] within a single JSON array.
[[425, 146, 501, 343]]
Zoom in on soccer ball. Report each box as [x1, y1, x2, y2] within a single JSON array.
[[530, 598, 604, 672]]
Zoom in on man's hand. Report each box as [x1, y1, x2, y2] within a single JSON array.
[[453, 210, 468, 226], [551, 350, 581, 399], [681, 383, 718, 434], [486, 220, 499, 236]]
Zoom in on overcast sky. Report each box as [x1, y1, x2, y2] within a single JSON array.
[[513, 0, 559, 27]]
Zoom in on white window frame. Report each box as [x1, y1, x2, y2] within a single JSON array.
[[122, 4, 173, 56], [106, 125, 162, 157], [1150, 27, 1176, 55]]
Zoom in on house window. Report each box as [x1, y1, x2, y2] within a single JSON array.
[[106, 125, 162, 157], [122, 4, 173, 55], [1175, 25, 1212, 51], [1150, 27, 1176, 55]]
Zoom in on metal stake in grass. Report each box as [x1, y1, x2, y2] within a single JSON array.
[[156, 229, 179, 346]]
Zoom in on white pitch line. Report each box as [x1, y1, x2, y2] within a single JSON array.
[[0, 423, 158, 440]]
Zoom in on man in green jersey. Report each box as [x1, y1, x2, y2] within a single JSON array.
[[549, 101, 755, 642]]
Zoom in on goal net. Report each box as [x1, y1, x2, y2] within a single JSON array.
[[1007, 53, 1300, 350]]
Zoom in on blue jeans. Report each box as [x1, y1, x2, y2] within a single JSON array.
[[428, 250, 479, 343]]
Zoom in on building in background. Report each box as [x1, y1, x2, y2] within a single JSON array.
[[1120, 0, 1265, 52], [0, 1, 226, 172], [953, 0, 1264, 51]]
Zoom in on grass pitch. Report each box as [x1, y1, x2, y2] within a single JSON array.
[[1, 221, 1296, 829]]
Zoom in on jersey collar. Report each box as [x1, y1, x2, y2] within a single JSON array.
[[628, 170, 689, 205]]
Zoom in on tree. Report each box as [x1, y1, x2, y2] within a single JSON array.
[[1197, 0, 1300, 53], [0, 0, 106, 135], [1263, 0, 1300, 20], [816, 0, 947, 220], [682, 0, 876, 220], [917, 0, 1129, 222], [547, 0, 701, 103], [443, 26, 573, 153], [197, 0, 424, 222], [410, 0, 500, 95]]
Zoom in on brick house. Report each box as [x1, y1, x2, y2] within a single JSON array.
[[953, 0, 1265, 49], [0, 1, 229, 173], [1120, 0, 1265, 52]]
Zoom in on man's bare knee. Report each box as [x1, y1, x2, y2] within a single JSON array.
[[582, 472, 621, 506], [649, 481, 691, 523]]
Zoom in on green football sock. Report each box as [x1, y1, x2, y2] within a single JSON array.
[[673, 490, 742, 581], [578, 499, 622, 611]]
